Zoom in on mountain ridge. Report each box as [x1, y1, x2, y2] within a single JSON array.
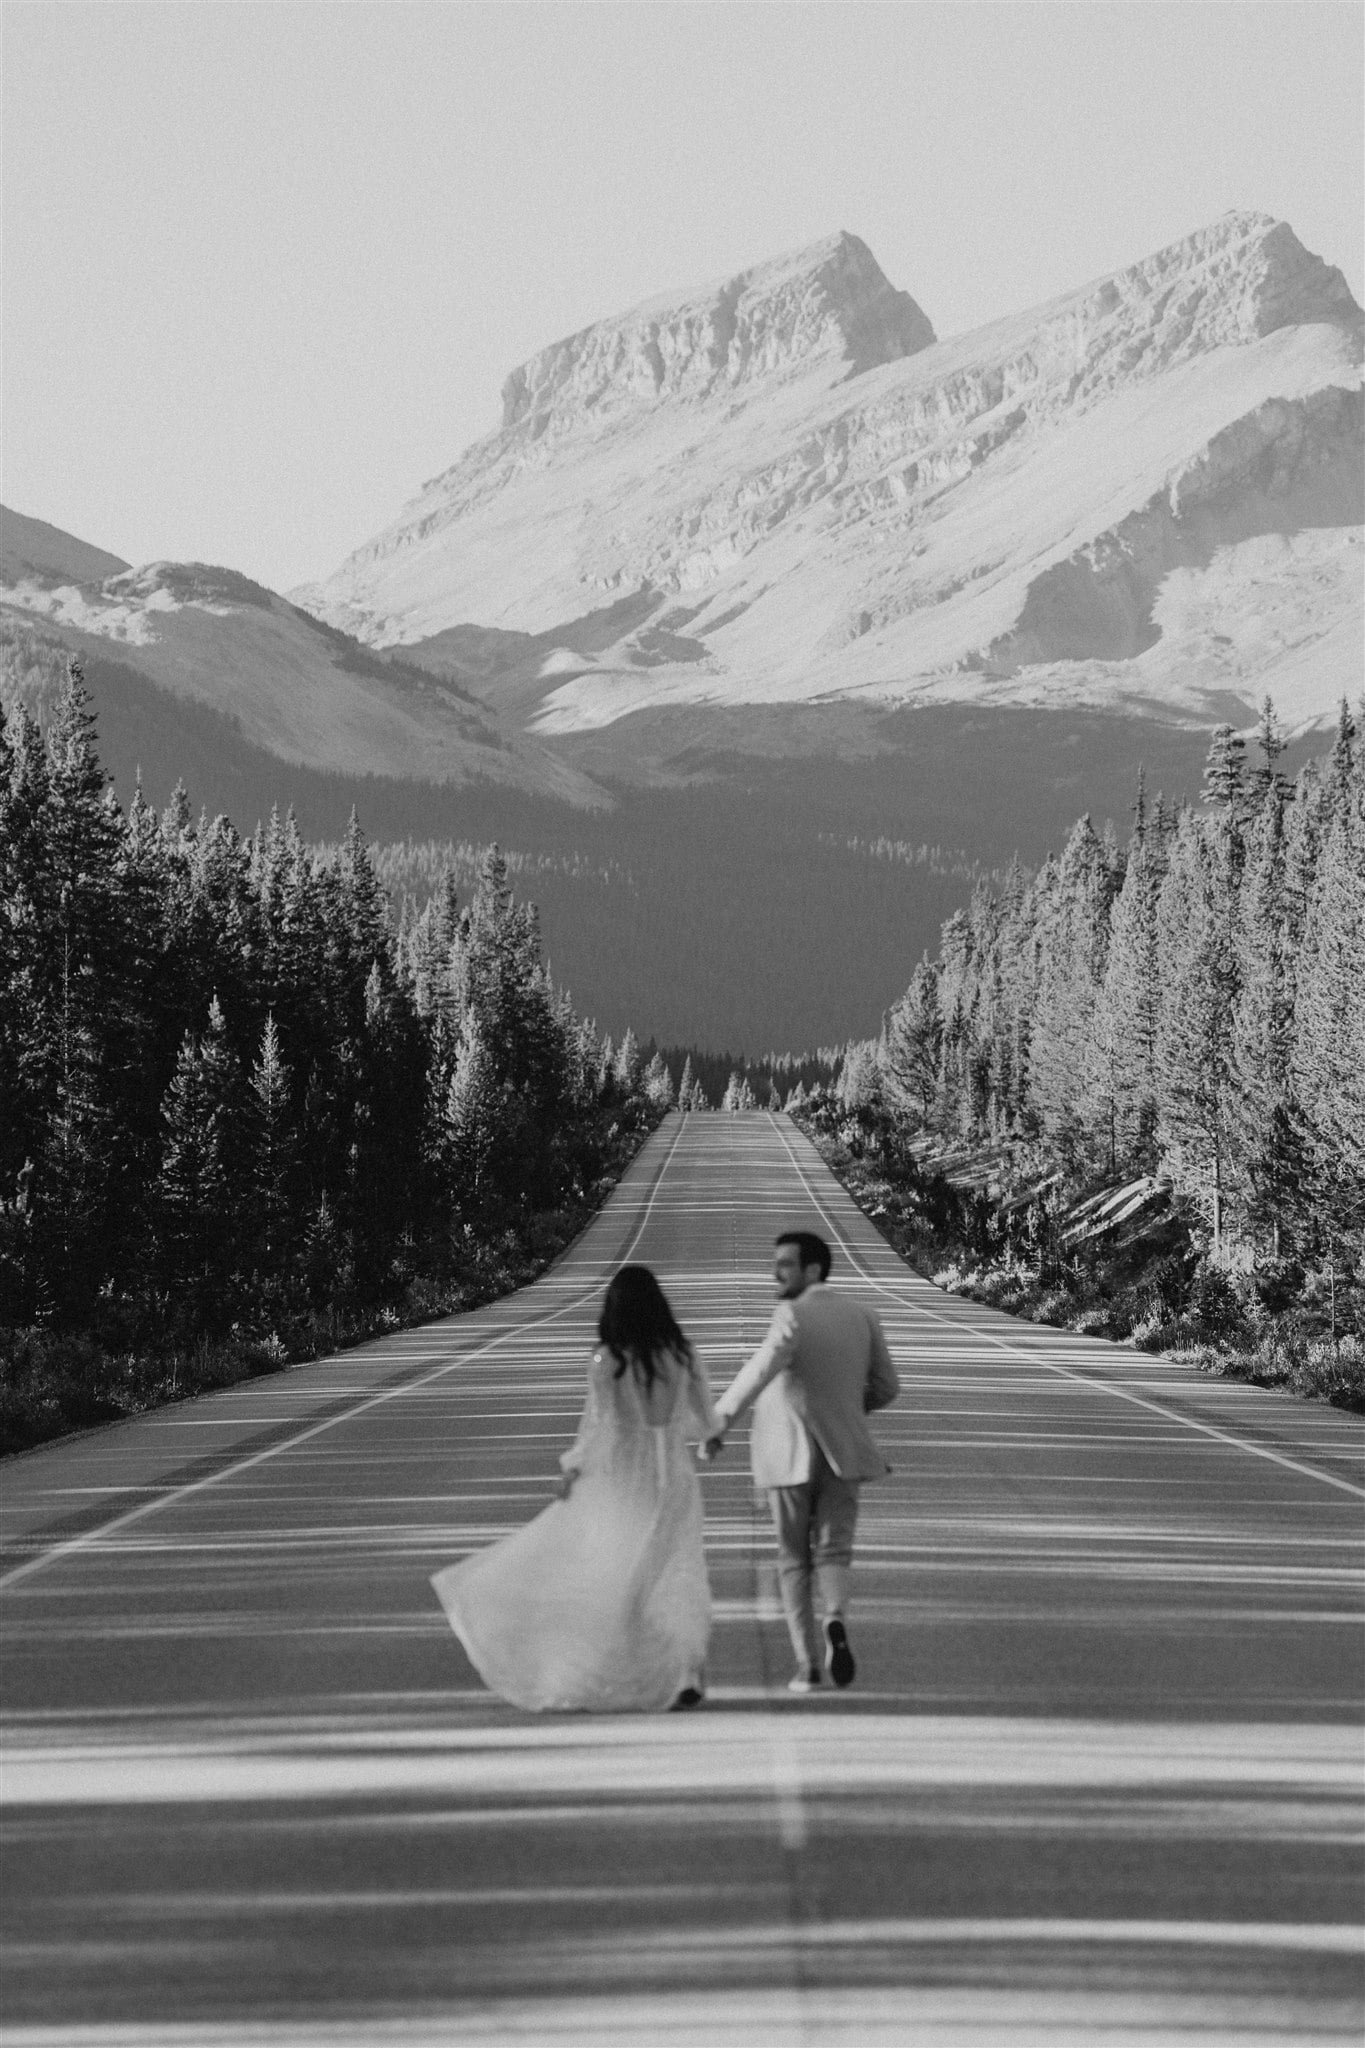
[[291, 211, 1361, 746], [495, 227, 936, 435], [0, 509, 606, 806]]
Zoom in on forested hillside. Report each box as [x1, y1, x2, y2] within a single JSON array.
[[810, 698, 1365, 1400], [0, 664, 671, 1451], [2, 612, 1261, 1047]]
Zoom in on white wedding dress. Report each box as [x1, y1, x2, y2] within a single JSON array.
[[431, 1344, 719, 1712]]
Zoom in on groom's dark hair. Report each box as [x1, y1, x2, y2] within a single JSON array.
[[776, 1230, 831, 1281]]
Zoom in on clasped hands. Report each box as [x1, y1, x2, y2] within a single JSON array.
[[559, 1426, 727, 1492]]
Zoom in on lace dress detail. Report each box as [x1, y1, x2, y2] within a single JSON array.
[[431, 1345, 718, 1712]]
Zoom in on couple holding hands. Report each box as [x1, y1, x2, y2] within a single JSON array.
[[431, 1231, 900, 1710]]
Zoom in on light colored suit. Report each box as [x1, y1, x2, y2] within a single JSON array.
[[714, 1284, 899, 1488], [715, 1280, 900, 1676]]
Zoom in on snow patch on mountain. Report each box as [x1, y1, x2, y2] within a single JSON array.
[[0, 528, 602, 800], [4, 573, 184, 645]]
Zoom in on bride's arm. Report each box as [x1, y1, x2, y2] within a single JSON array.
[[684, 1344, 721, 1442], [558, 1351, 605, 1485]]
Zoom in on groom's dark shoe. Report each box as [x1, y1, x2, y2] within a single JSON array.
[[787, 1669, 821, 1694], [670, 1685, 706, 1710], [824, 1617, 856, 1688]]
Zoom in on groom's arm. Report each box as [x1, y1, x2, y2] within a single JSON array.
[[863, 1312, 900, 1413], [711, 1302, 800, 1438]]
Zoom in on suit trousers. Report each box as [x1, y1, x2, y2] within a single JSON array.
[[767, 1438, 860, 1672]]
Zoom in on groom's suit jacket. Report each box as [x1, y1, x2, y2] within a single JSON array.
[[714, 1284, 899, 1489]]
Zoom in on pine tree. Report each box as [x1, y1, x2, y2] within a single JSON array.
[[156, 996, 241, 1325], [1026, 817, 1112, 1164], [1325, 696, 1356, 811], [1248, 696, 1287, 812], [1095, 830, 1163, 1169], [1292, 781, 1365, 1256], [0, 703, 52, 1205], [688, 1078, 712, 1112], [302, 1190, 342, 1309], [109, 778, 176, 1238], [31, 662, 127, 1316], [37, 908, 112, 1322], [337, 808, 389, 974], [837, 1042, 882, 1113], [566, 1014, 601, 1111], [614, 1027, 642, 1095], [883, 958, 941, 1122], [458, 845, 565, 1124], [1155, 816, 1239, 1253], [1227, 793, 1301, 1253], [721, 1071, 757, 1112], [1202, 723, 1248, 818], [445, 1017, 504, 1200], [677, 1055, 696, 1111], [248, 1013, 295, 1280], [641, 1051, 675, 1109], [161, 781, 195, 855]]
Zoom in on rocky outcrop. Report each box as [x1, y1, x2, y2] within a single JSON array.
[[296, 213, 1361, 736], [496, 231, 934, 437], [977, 385, 1363, 673]]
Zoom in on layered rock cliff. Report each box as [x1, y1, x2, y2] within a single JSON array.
[[296, 212, 1362, 736], [498, 229, 934, 435]]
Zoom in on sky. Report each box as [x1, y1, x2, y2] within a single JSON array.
[[3, 1, 1361, 593]]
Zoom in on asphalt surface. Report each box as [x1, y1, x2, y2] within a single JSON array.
[[1, 1111, 1362, 2046]]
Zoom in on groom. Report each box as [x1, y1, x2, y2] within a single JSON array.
[[703, 1231, 899, 1693]]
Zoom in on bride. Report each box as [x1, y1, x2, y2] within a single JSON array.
[[431, 1265, 720, 1712]]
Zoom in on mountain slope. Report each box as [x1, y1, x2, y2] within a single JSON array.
[[0, 510, 602, 805], [1, 505, 131, 587], [296, 213, 1362, 743]]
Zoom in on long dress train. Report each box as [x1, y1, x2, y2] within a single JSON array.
[[430, 1343, 719, 1712]]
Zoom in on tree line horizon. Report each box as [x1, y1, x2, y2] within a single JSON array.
[[2, 663, 1360, 1446]]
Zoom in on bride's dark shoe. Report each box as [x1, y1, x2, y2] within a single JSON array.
[[670, 1685, 706, 1710]]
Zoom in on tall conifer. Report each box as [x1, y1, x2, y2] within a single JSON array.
[[249, 1013, 295, 1278], [156, 997, 240, 1324]]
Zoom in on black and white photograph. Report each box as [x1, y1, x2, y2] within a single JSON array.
[[1, 1, 1362, 2041]]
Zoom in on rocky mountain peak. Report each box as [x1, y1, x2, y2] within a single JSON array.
[[295, 211, 1360, 737], [496, 230, 935, 437], [1070, 211, 1360, 356], [1233, 212, 1361, 333]]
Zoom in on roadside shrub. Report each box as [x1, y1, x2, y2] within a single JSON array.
[[1188, 1265, 1249, 1346]]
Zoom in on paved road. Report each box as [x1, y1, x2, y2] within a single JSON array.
[[2, 1112, 1362, 2046]]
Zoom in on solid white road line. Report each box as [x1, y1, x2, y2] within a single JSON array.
[[768, 1114, 1365, 1502], [0, 1116, 693, 1593]]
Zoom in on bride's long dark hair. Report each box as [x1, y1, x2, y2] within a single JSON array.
[[598, 1266, 691, 1390]]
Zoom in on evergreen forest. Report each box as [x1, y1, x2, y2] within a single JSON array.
[[5, 660, 1362, 1448], [803, 700, 1365, 1404], [0, 664, 673, 1451]]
